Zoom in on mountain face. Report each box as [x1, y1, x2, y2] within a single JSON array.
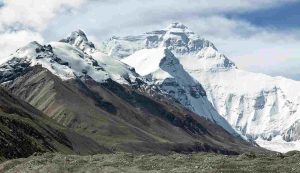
[[101, 22, 300, 152], [121, 47, 237, 136], [0, 28, 263, 156], [0, 87, 108, 160]]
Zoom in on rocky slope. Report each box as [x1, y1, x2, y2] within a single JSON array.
[[2, 65, 260, 154], [0, 87, 108, 160], [101, 22, 300, 152]]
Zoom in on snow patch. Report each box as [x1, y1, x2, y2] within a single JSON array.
[[256, 136, 300, 153]]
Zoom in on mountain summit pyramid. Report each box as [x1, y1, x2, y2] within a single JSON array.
[[102, 22, 300, 152]]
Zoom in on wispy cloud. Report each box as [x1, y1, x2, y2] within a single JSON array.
[[43, 0, 297, 39], [0, 30, 44, 64], [0, 0, 86, 60], [0, 0, 84, 31]]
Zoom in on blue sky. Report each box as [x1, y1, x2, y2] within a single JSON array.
[[222, 0, 300, 79], [230, 1, 300, 30], [0, 0, 299, 80]]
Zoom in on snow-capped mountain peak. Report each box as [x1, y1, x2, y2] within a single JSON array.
[[163, 22, 195, 38], [0, 30, 142, 86], [60, 30, 96, 53], [166, 22, 189, 30], [102, 23, 300, 152], [158, 22, 217, 54], [101, 22, 217, 58]]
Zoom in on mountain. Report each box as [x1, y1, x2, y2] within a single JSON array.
[[101, 22, 300, 152], [0, 29, 263, 155], [0, 87, 108, 160]]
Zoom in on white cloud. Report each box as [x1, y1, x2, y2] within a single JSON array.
[[0, 30, 44, 62], [0, 0, 85, 31], [190, 16, 300, 77], [0, 0, 86, 59], [42, 0, 297, 40]]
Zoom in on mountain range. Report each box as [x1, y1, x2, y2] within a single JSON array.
[[0, 26, 265, 160]]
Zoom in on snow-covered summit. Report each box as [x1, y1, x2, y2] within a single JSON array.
[[101, 23, 235, 72], [101, 22, 217, 57], [166, 22, 189, 29], [0, 31, 141, 85], [60, 30, 96, 53], [161, 22, 217, 54]]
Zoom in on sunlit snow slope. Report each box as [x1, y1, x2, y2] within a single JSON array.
[[122, 47, 237, 136], [102, 22, 300, 152]]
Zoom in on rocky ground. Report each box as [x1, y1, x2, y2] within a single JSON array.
[[1, 151, 300, 173]]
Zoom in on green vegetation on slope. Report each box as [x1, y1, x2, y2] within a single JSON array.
[[0, 86, 110, 161], [1, 151, 300, 173], [0, 112, 74, 159]]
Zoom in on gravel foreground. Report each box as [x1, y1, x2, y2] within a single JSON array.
[[1, 151, 300, 173]]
